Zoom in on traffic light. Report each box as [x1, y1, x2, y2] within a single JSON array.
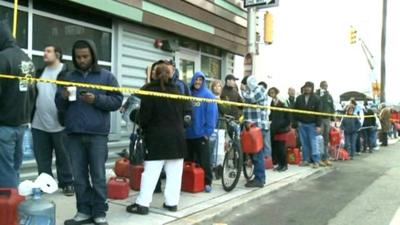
[[372, 81, 381, 97], [349, 27, 357, 44], [264, 11, 273, 44]]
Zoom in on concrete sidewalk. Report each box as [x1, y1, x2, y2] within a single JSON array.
[[44, 164, 328, 225]]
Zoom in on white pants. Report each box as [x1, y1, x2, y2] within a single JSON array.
[[135, 159, 184, 207]]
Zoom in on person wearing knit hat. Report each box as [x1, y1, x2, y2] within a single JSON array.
[[293, 81, 323, 169]]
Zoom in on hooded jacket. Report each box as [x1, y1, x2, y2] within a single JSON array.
[[0, 23, 36, 126], [186, 71, 218, 139], [242, 75, 269, 130], [55, 40, 123, 135]]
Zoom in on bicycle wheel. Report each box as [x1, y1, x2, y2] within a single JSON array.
[[242, 153, 255, 180], [221, 141, 242, 192]]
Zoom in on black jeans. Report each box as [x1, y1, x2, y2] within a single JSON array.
[[186, 137, 212, 186], [32, 128, 73, 188], [272, 140, 287, 167]]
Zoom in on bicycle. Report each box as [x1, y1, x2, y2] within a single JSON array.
[[221, 115, 254, 192]]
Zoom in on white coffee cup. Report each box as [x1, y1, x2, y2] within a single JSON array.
[[67, 86, 77, 101]]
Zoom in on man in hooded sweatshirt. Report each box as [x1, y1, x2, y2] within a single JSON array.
[[0, 23, 35, 188], [293, 81, 322, 169], [186, 71, 218, 193], [55, 40, 123, 225], [241, 75, 267, 188]]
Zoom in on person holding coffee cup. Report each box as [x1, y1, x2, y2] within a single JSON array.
[[55, 40, 123, 225]]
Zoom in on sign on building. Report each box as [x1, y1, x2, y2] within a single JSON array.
[[244, 0, 279, 8]]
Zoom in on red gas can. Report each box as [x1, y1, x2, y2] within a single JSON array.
[[329, 127, 341, 147], [264, 157, 273, 169], [240, 124, 263, 154], [114, 158, 130, 178], [0, 188, 25, 225], [287, 148, 301, 165], [285, 129, 297, 148], [181, 162, 204, 193], [338, 148, 350, 160], [107, 177, 130, 200], [129, 164, 144, 191]]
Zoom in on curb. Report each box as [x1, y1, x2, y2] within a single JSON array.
[[166, 167, 332, 225]]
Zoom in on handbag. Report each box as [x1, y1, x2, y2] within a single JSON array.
[[129, 127, 145, 165]]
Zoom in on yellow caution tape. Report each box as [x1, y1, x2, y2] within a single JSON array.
[[0, 73, 374, 118]]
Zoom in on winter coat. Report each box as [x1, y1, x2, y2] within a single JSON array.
[[140, 80, 187, 160], [55, 40, 123, 135], [185, 71, 218, 139], [340, 117, 361, 135], [294, 93, 322, 127], [269, 99, 291, 137], [220, 85, 243, 119], [380, 107, 391, 132], [315, 89, 335, 118], [0, 23, 36, 126]]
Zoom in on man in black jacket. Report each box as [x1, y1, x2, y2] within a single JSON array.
[[315, 81, 335, 166], [0, 23, 36, 188], [294, 81, 323, 168], [31, 45, 74, 196], [221, 74, 243, 120]]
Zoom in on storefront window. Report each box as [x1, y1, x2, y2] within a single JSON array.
[[0, 6, 28, 48], [201, 55, 221, 80], [33, 15, 111, 61]]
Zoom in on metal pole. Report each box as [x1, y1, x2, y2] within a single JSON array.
[[380, 0, 387, 103], [247, 7, 256, 74]]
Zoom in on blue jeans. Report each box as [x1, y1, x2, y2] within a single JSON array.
[[32, 128, 73, 188], [67, 134, 109, 218], [250, 150, 266, 184], [298, 123, 320, 163], [361, 128, 375, 150], [345, 133, 357, 157], [0, 125, 26, 188], [262, 129, 272, 157]]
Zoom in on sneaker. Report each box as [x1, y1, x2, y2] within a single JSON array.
[[62, 185, 75, 197], [318, 161, 327, 167], [323, 160, 332, 166], [356, 152, 362, 155], [373, 147, 380, 151], [299, 161, 309, 167], [64, 212, 92, 225], [163, 203, 178, 212], [126, 203, 149, 215], [311, 163, 319, 169], [93, 217, 108, 225], [245, 179, 264, 188], [204, 185, 212, 193]]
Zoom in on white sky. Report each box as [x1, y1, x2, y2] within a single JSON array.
[[235, 0, 400, 104]]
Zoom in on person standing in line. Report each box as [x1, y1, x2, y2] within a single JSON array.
[[315, 81, 334, 166], [56, 40, 123, 225], [379, 103, 391, 147], [293, 81, 323, 168], [31, 45, 74, 196], [268, 87, 291, 172], [126, 63, 187, 215], [241, 75, 267, 188], [186, 71, 218, 193], [0, 23, 36, 188], [286, 87, 296, 108], [221, 74, 243, 120], [340, 105, 361, 159]]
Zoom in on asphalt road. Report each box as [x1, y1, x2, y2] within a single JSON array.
[[212, 140, 400, 225]]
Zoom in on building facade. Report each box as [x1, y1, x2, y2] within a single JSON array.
[[0, 0, 247, 177]]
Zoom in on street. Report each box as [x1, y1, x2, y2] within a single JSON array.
[[212, 141, 400, 225]]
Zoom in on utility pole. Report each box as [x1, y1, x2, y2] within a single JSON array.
[[380, 0, 387, 103]]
